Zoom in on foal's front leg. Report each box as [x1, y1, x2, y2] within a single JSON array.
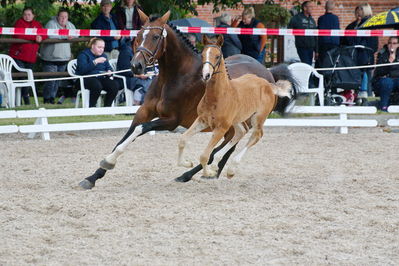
[[200, 127, 228, 178], [178, 118, 208, 168]]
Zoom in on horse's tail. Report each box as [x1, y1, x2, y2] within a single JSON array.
[[269, 64, 298, 115]]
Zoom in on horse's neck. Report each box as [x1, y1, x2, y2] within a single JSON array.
[[158, 31, 200, 77], [206, 59, 231, 94]]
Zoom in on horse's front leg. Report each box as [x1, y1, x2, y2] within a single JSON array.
[[178, 118, 208, 168], [79, 115, 179, 190], [200, 127, 228, 178]]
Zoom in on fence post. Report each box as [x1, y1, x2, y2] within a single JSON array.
[[27, 108, 50, 140], [339, 105, 348, 134]]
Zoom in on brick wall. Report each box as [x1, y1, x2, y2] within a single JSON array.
[[196, 0, 398, 50]]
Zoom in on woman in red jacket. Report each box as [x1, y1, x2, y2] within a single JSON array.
[[9, 7, 46, 105]]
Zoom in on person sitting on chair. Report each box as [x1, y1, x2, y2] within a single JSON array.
[[373, 37, 399, 111], [76, 38, 120, 107]]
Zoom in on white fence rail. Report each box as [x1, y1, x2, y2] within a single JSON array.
[[0, 105, 378, 140], [387, 105, 399, 126]]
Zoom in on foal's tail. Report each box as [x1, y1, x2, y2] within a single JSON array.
[[269, 64, 298, 115], [272, 80, 292, 98]]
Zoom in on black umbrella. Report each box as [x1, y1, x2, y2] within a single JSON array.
[[360, 7, 399, 29], [169, 18, 212, 41]]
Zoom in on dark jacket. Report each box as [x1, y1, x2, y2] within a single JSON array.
[[374, 45, 399, 79], [91, 13, 119, 52], [288, 12, 317, 50], [116, 41, 134, 77], [217, 22, 242, 58], [76, 48, 112, 75], [342, 17, 378, 65], [238, 18, 261, 59], [317, 12, 340, 46], [113, 5, 143, 30]]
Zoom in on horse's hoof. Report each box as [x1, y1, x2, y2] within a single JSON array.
[[100, 159, 115, 170], [178, 161, 193, 168], [175, 173, 192, 182], [78, 179, 95, 190]]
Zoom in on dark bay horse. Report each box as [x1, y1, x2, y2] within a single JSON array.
[[78, 10, 297, 190]]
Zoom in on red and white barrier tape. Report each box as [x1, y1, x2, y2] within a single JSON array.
[[2, 61, 399, 84], [1, 27, 398, 37]]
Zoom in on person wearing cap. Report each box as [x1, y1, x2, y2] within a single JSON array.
[[216, 13, 242, 58], [91, 0, 121, 60]]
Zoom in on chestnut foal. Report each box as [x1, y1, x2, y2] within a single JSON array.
[[178, 35, 292, 178]]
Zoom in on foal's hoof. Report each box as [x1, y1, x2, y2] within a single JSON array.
[[175, 173, 192, 183], [100, 159, 115, 170], [78, 179, 95, 190], [226, 168, 235, 179], [178, 160, 193, 168]]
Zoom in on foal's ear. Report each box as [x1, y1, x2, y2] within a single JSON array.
[[202, 34, 211, 45], [159, 10, 171, 24], [137, 9, 149, 24], [217, 34, 224, 47]]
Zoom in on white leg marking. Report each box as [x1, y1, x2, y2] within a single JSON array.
[[104, 125, 143, 165]]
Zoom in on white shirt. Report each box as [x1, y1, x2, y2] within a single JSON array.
[[125, 6, 135, 29]]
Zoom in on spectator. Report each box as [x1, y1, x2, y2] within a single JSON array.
[[232, 7, 266, 63], [76, 38, 119, 107], [186, 34, 197, 48], [9, 7, 46, 105], [113, 0, 143, 30], [216, 13, 242, 58], [288, 1, 317, 66], [317, 0, 340, 65], [343, 3, 378, 97], [40, 9, 76, 104], [116, 38, 156, 105], [372, 37, 399, 111], [91, 0, 121, 60]]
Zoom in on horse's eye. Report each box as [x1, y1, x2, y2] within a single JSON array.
[[216, 56, 221, 60], [153, 35, 160, 41]]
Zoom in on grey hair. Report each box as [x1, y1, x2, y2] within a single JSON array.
[[359, 3, 373, 17], [219, 13, 231, 25], [325, 1, 335, 12]]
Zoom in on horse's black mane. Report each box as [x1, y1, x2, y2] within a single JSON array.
[[166, 23, 231, 79], [168, 23, 200, 55]]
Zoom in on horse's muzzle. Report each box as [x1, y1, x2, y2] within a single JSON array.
[[131, 60, 145, 75], [202, 72, 211, 82]]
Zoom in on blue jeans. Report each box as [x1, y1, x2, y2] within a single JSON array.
[[376, 77, 399, 108], [42, 62, 67, 100], [257, 49, 266, 64], [296, 48, 314, 66]]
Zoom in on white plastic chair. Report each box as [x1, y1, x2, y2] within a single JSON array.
[[67, 59, 113, 108], [0, 54, 39, 108], [288, 62, 325, 106], [109, 59, 133, 106]]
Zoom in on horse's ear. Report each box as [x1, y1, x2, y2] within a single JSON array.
[[202, 34, 211, 45], [159, 10, 171, 24], [217, 34, 224, 47], [137, 9, 149, 25]]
